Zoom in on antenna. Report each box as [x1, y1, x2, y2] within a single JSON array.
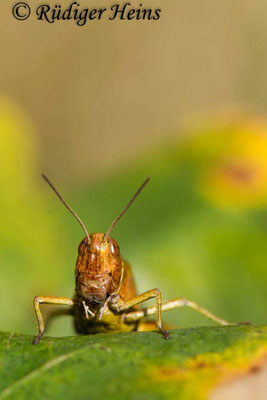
[[41, 174, 90, 243], [104, 177, 150, 241]]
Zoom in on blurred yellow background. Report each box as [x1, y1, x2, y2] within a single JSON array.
[[1, 1, 267, 336]]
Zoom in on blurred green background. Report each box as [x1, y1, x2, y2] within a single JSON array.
[[1, 1, 267, 336]]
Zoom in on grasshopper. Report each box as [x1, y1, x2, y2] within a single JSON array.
[[33, 175, 231, 344]]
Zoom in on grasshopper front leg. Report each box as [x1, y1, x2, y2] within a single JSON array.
[[33, 296, 74, 344], [109, 289, 170, 339]]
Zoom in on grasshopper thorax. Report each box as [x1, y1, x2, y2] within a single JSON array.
[[75, 233, 122, 305]]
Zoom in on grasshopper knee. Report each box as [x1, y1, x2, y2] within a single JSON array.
[[179, 298, 189, 306], [33, 296, 42, 305], [153, 288, 161, 297]]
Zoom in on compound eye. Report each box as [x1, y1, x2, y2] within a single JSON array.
[[109, 238, 120, 257], [78, 239, 88, 254]]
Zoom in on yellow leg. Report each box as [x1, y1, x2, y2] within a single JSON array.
[[109, 289, 170, 339], [124, 297, 230, 326], [33, 296, 74, 344]]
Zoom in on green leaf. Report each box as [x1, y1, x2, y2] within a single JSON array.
[[0, 325, 267, 400]]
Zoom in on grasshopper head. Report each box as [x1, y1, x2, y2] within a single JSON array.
[[41, 174, 149, 306], [75, 233, 122, 304]]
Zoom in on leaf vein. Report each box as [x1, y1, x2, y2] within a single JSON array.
[[0, 343, 92, 399]]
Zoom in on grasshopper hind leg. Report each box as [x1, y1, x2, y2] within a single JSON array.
[[125, 297, 232, 338]]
